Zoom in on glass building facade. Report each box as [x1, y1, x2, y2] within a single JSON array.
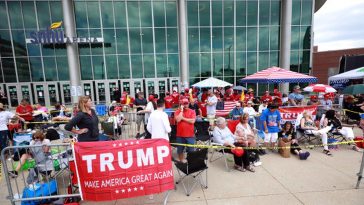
[[0, 0, 314, 107]]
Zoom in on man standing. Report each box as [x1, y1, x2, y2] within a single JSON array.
[[164, 92, 173, 109], [206, 89, 217, 125], [189, 98, 202, 118], [175, 98, 196, 162], [147, 99, 171, 140], [288, 85, 304, 106], [134, 92, 147, 138]]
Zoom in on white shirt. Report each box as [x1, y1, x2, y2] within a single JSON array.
[[147, 109, 171, 140], [243, 107, 257, 117], [206, 95, 218, 115], [0, 111, 15, 131], [258, 104, 267, 114], [235, 123, 253, 140], [144, 101, 155, 122], [212, 126, 235, 145]]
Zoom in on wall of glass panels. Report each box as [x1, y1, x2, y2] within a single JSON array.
[[75, 0, 180, 80], [0, 0, 179, 83], [187, 0, 283, 87], [291, 0, 313, 75]]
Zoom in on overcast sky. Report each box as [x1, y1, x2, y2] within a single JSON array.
[[314, 0, 364, 51]]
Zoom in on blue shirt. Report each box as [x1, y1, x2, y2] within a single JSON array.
[[230, 107, 244, 120], [260, 109, 281, 133], [288, 92, 304, 101]]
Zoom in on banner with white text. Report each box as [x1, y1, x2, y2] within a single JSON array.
[[279, 105, 318, 124], [73, 139, 174, 201]]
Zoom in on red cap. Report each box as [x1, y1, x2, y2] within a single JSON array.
[[181, 98, 189, 105], [184, 88, 189, 92], [166, 91, 170, 95], [148, 95, 155, 101], [310, 95, 317, 100], [324, 93, 330, 99]]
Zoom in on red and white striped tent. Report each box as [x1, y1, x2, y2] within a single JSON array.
[[240, 67, 317, 84]]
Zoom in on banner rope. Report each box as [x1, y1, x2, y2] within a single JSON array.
[[170, 140, 364, 150]]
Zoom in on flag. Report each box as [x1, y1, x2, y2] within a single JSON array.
[[126, 95, 131, 105], [240, 91, 245, 102], [50, 21, 62, 29], [215, 101, 236, 117]]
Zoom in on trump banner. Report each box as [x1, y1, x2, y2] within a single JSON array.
[[73, 139, 174, 201], [279, 105, 318, 124]]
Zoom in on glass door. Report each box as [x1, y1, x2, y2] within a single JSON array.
[[146, 80, 155, 98], [82, 81, 94, 101], [33, 83, 46, 106], [158, 79, 167, 99], [129, 80, 143, 98], [170, 78, 180, 93], [108, 81, 119, 103], [20, 84, 33, 104], [47, 83, 59, 106], [95, 81, 106, 104], [6, 84, 19, 107], [60, 82, 72, 105]]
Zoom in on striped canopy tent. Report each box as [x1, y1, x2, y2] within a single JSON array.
[[240, 67, 318, 84]]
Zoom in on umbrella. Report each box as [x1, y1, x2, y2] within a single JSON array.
[[342, 84, 364, 95], [192, 77, 232, 88], [240, 67, 317, 84], [233, 85, 246, 91], [303, 84, 337, 93]]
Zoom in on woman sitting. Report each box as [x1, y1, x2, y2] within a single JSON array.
[[212, 117, 255, 172], [234, 113, 262, 166], [300, 110, 332, 156], [323, 110, 360, 151], [278, 121, 310, 160]]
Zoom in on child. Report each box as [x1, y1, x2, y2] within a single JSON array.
[[260, 103, 281, 151]]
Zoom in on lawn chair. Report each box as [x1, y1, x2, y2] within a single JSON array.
[[195, 121, 211, 145], [174, 149, 208, 196]]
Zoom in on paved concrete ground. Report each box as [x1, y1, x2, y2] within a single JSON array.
[[1, 129, 364, 205]]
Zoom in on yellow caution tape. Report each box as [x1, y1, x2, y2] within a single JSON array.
[[343, 109, 364, 115], [170, 140, 364, 150]]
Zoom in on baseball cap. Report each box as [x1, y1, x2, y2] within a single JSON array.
[[310, 95, 317, 100], [247, 101, 253, 104], [181, 98, 189, 105], [148, 95, 155, 101], [294, 85, 301, 90]]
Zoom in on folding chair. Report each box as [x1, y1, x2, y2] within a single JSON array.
[[295, 114, 319, 144], [195, 121, 211, 145], [174, 149, 208, 196]]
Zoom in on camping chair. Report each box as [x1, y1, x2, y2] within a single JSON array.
[[209, 120, 239, 172], [319, 114, 346, 143], [174, 149, 208, 196], [195, 121, 211, 145], [295, 114, 320, 144]]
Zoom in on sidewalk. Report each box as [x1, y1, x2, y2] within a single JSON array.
[[1, 132, 364, 205]]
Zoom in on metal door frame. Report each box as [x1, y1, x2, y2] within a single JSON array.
[[121, 79, 142, 98], [32, 82, 54, 107], [5, 83, 21, 108], [46, 82, 60, 106], [94, 80, 107, 104], [105, 80, 119, 104], [169, 77, 180, 93], [81, 81, 95, 102], [59, 81, 72, 105]]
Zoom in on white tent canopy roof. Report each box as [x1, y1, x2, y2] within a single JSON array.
[[192, 77, 232, 88], [328, 66, 364, 83]]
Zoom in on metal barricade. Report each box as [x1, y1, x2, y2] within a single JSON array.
[[1, 143, 80, 205]]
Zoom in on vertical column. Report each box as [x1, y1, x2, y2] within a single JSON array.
[[279, 0, 292, 94], [178, 0, 189, 89], [62, 0, 82, 104]]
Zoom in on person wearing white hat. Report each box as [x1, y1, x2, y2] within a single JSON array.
[[243, 101, 258, 128]]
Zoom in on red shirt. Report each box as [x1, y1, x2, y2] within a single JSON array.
[[273, 92, 282, 98], [201, 93, 208, 103], [164, 96, 173, 108], [16, 105, 33, 121], [224, 94, 235, 101], [261, 95, 273, 102], [175, 108, 196, 137], [171, 92, 179, 104]]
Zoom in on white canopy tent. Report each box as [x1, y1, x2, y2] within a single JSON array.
[[328, 66, 364, 83], [192, 77, 232, 88]]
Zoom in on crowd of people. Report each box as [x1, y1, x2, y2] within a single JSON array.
[[1, 84, 363, 177]]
